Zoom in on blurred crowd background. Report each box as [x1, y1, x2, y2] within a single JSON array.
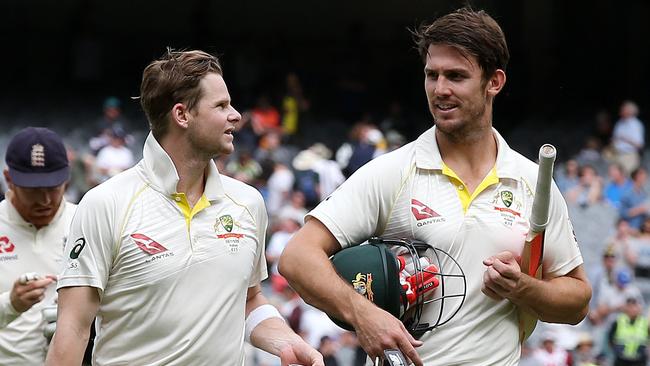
[[3, 0, 650, 365]]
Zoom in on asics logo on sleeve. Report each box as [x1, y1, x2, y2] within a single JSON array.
[[131, 233, 168, 255]]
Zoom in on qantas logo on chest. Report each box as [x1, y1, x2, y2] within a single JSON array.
[[411, 199, 440, 220], [411, 199, 445, 227], [131, 233, 168, 255]]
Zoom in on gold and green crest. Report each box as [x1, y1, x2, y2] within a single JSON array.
[[500, 191, 513, 208], [219, 215, 234, 232]]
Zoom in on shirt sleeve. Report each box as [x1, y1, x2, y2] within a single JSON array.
[[57, 188, 116, 295], [248, 194, 269, 287], [542, 182, 584, 277], [0, 291, 20, 328], [307, 153, 406, 248]]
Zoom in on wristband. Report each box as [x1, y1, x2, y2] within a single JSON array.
[[245, 304, 283, 342]]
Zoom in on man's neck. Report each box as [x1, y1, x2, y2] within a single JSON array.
[[159, 135, 210, 207], [435, 126, 497, 192]]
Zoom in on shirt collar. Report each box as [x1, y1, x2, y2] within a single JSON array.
[[141, 132, 225, 200], [414, 125, 519, 180]]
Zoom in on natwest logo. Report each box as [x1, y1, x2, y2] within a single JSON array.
[[411, 199, 440, 221], [0, 236, 15, 253], [131, 233, 168, 255]]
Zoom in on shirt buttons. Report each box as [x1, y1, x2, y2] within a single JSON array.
[[457, 185, 464, 191], [174, 196, 182, 202]]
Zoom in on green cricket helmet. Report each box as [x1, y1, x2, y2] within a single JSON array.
[[330, 237, 466, 339]]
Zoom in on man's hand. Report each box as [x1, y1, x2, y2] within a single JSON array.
[[279, 339, 324, 366], [352, 299, 423, 366], [10, 274, 57, 313], [481, 251, 522, 301]]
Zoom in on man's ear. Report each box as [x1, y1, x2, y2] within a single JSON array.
[[170, 103, 191, 129], [3, 169, 13, 190], [486, 69, 506, 97]]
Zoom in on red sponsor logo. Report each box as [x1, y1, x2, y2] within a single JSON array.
[[217, 233, 245, 239], [411, 199, 440, 220], [0, 236, 15, 253], [494, 206, 521, 216], [131, 233, 168, 255]]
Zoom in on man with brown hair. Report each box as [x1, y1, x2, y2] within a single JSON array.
[[279, 8, 590, 365], [46, 50, 323, 366]]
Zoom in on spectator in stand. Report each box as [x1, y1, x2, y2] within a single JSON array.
[[251, 95, 281, 136], [335, 332, 366, 366], [93, 126, 135, 185], [604, 163, 633, 210], [611, 101, 645, 175], [266, 163, 295, 219], [565, 164, 603, 208], [594, 109, 614, 152], [619, 167, 649, 232], [335, 121, 374, 177], [255, 131, 295, 168], [623, 217, 650, 304], [608, 296, 649, 366], [572, 333, 598, 366], [89, 97, 133, 155], [588, 245, 626, 355], [556, 159, 580, 195], [266, 217, 301, 277], [282, 73, 310, 139], [532, 331, 572, 366], [576, 136, 606, 170], [226, 149, 262, 185], [318, 336, 339, 366], [278, 190, 309, 226]]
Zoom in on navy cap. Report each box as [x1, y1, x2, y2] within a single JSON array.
[[5, 127, 70, 188]]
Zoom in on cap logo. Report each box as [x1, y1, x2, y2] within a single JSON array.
[[31, 144, 45, 167]]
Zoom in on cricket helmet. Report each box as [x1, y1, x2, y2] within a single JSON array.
[[330, 237, 466, 338]]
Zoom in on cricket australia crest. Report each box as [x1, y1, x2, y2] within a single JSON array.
[[352, 272, 374, 302]]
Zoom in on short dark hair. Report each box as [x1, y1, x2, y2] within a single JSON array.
[[140, 49, 223, 140], [413, 7, 509, 80]]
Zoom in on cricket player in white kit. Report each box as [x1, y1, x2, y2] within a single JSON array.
[[0, 127, 75, 364], [279, 8, 591, 366], [46, 50, 323, 366]]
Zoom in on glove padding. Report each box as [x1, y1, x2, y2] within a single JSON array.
[[42, 300, 57, 340]]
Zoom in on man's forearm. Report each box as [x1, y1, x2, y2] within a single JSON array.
[[45, 324, 90, 366], [279, 243, 367, 327], [513, 268, 591, 324]]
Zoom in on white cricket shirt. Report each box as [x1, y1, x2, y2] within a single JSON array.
[[0, 195, 75, 365], [309, 126, 583, 366], [58, 133, 268, 366]]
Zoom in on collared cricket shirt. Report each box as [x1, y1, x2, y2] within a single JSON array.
[[58, 133, 268, 366], [0, 196, 75, 365], [309, 126, 583, 366]]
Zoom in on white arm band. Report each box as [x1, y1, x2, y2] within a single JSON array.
[[245, 304, 284, 342]]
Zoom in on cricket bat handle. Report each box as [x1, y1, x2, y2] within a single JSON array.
[[529, 144, 556, 234]]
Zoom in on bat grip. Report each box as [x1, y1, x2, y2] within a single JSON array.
[[530, 144, 556, 233]]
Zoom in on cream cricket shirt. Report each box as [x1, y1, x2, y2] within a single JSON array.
[[58, 133, 268, 366], [0, 195, 75, 365], [309, 126, 583, 366]]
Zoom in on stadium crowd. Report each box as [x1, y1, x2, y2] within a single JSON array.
[[1, 78, 648, 365]]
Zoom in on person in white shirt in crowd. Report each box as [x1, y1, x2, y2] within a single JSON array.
[[0, 127, 76, 364], [611, 101, 645, 175], [532, 331, 572, 366], [93, 126, 135, 184]]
